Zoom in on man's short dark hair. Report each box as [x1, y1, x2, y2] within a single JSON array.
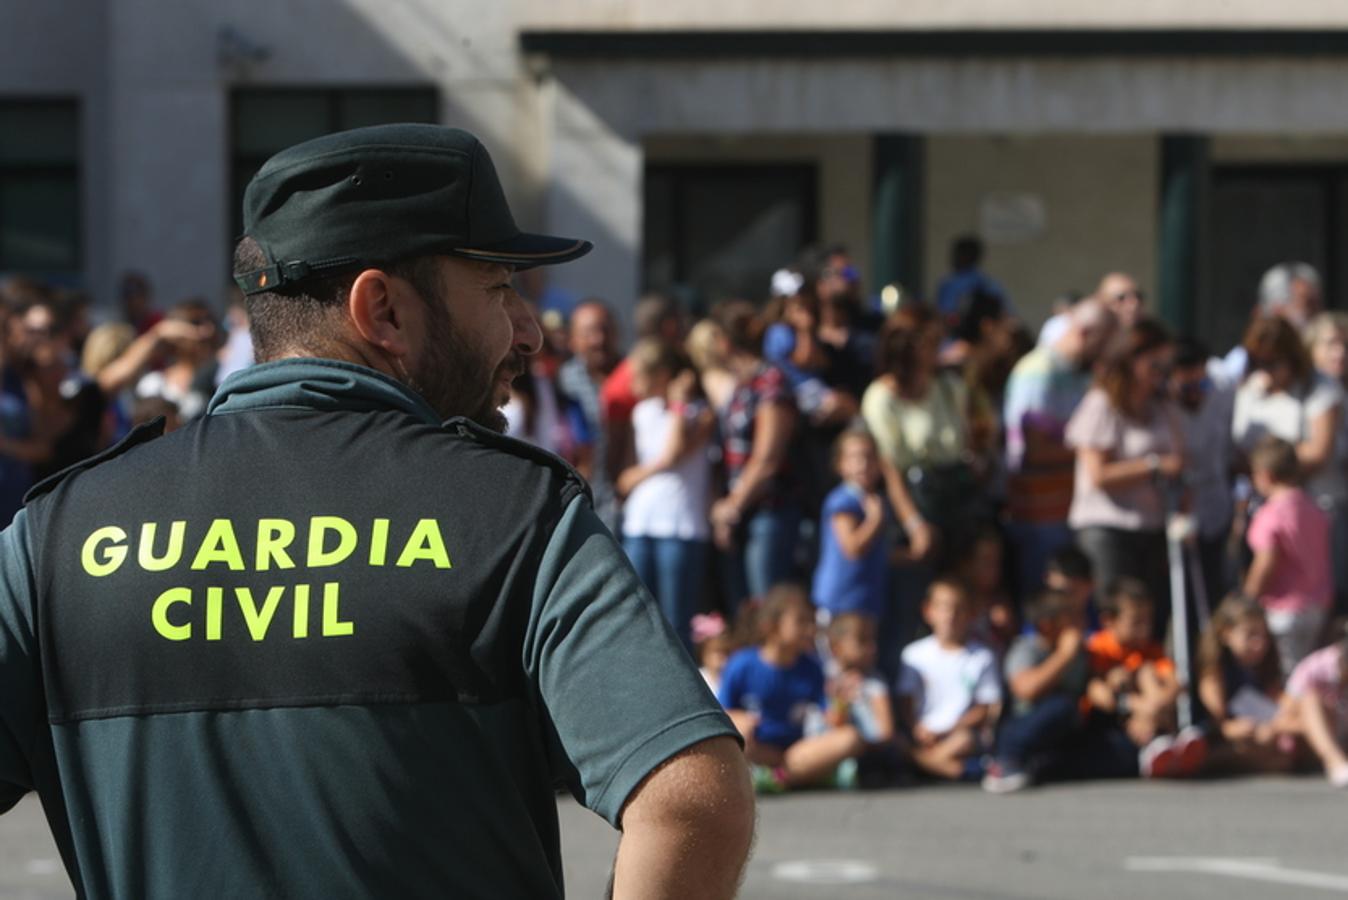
[[1173, 335, 1210, 370], [1025, 588, 1072, 626], [1047, 545, 1093, 582], [1099, 577, 1152, 619], [951, 235, 983, 270], [232, 236, 444, 361]]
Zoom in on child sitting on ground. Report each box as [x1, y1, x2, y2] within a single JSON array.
[[1085, 578, 1205, 778], [983, 589, 1089, 793], [823, 612, 895, 781], [1245, 435, 1332, 677], [1283, 621, 1348, 787], [1198, 594, 1300, 774], [692, 612, 735, 695], [718, 583, 866, 792], [959, 526, 1018, 656], [1045, 544, 1100, 633], [812, 428, 892, 624], [897, 578, 1002, 781]]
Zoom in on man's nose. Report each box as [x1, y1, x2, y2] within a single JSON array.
[[508, 291, 542, 355]]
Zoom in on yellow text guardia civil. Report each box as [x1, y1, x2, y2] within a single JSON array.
[[79, 517, 453, 642]]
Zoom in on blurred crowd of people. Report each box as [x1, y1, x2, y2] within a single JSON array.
[[505, 241, 1348, 793], [9, 239, 1348, 796], [0, 272, 253, 523]]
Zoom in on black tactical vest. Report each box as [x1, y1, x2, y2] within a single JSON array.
[[23, 406, 589, 726]]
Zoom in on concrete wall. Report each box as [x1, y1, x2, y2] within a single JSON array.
[[519, 0, 1348, 28], [923, 136, 1159, 329], [0, 0, 109, 300]]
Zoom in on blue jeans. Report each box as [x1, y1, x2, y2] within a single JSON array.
[[995, 693, 1081, 769], [623, 535, 708, 654], [722, 504, 801, 614]]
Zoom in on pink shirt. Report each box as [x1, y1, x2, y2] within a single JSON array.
[[1247, 488, 1332, 614], [1286, 644, 1348, 729]]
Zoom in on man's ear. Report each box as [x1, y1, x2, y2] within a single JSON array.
[[348, 268, 414, 358]]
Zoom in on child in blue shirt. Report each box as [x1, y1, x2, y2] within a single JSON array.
[[812, 428, 892, 620], [719, 583, 867, 791]]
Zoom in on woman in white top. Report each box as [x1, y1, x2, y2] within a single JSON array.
[[1232, 317, 1343, 538], [617, 339, 715, 652]]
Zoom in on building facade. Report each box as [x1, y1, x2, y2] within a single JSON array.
[[5, 0, 1348, 346]]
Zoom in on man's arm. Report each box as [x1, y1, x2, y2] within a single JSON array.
[[611, 736, 754, 900], [0, 510, 39, 814], [525, 495, 753, 896]]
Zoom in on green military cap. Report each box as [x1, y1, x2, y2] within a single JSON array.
[[235, 123, 592, 295]]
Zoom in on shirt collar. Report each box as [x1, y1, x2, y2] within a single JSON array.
[[206, 358, 442, 425]]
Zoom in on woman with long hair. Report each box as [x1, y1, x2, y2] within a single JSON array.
[[1066, 318, 1183, 639], [861, 302, 983, 562], [709, 301, 801, 610]]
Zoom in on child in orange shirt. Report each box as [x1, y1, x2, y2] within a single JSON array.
[[1086, 578, 1205, 777]]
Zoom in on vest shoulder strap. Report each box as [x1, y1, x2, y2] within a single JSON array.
[[23, 417, 167, 506], [443, 416, 593, 508]]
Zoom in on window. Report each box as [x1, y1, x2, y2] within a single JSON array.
[[0, 100, 80, 274], [230, 88, 438, 242], [644, 164, 818, 312]]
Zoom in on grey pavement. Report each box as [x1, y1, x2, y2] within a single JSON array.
[[4, 778, 1346, 899]]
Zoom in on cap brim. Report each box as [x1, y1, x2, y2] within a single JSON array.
[[452, 232, 593, 269]]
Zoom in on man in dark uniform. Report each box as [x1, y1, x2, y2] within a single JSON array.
[[0, 124, 753, 899]]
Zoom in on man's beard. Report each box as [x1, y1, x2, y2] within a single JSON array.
[[406, 304, 519, 433]]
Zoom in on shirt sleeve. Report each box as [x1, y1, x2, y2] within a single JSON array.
[[524, 496, 739, 826], [822, 486, 863, 521], [1305, 376, 1344, 420], [762, 323, 797, 365], [972, 650, 1003, 705], [861, 384, 905, 469], [717, 651, 748, 710], [1285, 648, 1329, 698], [1246, 502, 1280, 553], [1004, 636, 1042, 681], [895, 657, 921, 699], [0, 510, 39, 815], [1064, 389, 1121, 452]]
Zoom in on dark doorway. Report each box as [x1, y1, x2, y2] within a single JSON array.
[[1205, 166, 1347, 354], [643, 163, 818, 314]]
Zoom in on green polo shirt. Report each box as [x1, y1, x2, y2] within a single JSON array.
[[0, 359, 736, 899]]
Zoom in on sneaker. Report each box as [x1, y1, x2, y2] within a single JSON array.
[[833, 757, 860, 790], [1140, 735, 1179, 779], [751, 764, 788, 794], [981, 761, 1030, 794], [1174, 727, 1209, 778], [1328, 763, 1348, 788]]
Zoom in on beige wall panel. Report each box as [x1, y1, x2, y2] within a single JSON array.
[[923, 135, 1158, 329]]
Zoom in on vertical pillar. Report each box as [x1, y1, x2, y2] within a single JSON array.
[[1158, 135, 1209, 335], [871, 134, 924, 304]]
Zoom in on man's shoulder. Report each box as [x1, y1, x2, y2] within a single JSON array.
[[900, 635, 938, 665], [442, 417, 592, 505], [23, 417, 168, 507]]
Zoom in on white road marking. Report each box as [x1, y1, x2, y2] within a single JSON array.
[[25, 858, 60, 876], [772, 859, 879, 885], [1127, 857, 1348, 892]]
